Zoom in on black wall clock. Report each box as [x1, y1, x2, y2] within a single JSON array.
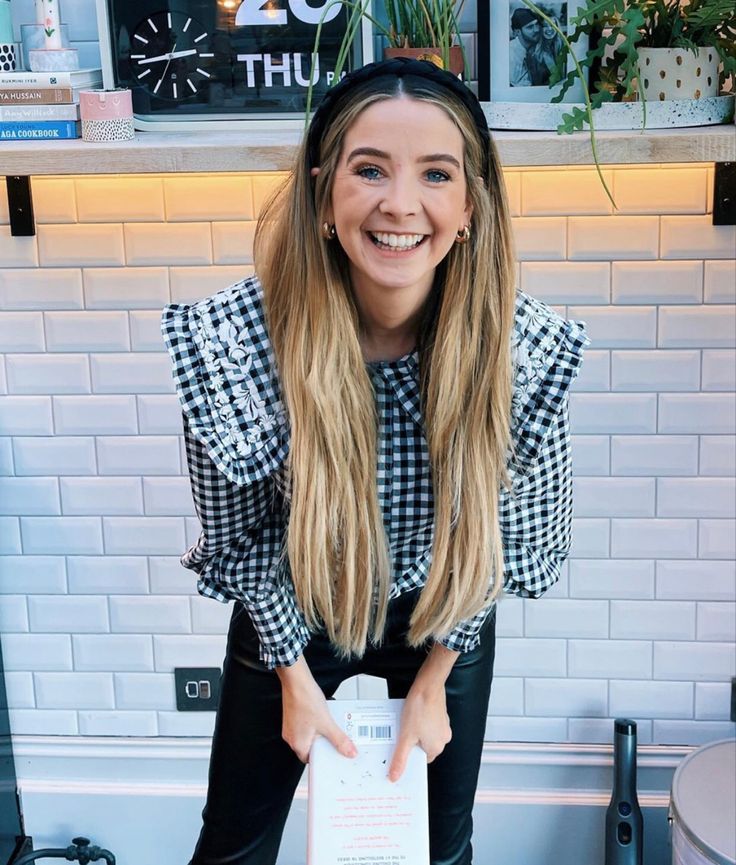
[[130, 10, 214, 101], [96, 0, 373, 129]]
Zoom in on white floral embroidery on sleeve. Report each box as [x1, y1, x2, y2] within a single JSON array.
[[191, 306, 285, 460], [511, 303, 557, 417]]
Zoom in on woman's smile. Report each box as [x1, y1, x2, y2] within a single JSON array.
[[366, 231, 428, 252]]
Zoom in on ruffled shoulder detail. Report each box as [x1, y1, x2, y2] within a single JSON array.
[[509, 290, 590, 476], [161, 276, 288, 487]]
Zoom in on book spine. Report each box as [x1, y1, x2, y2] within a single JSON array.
[[0, 88, 74, 104], [0, 103, 80, 121], [0, 120, 80, 140], [0, 71, 100, 88]]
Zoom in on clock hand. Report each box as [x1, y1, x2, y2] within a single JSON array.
[[139, 48, 198, 64], [156, 40, 177, 92], [166, 48, 198, 60], [139, 52, 175, 65]]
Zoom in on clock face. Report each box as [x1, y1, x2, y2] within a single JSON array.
[[104, 0, 366, 119], [130, 10, 213, 101]]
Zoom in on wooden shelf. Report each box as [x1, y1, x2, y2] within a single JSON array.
[[1, 123, 734, 176]]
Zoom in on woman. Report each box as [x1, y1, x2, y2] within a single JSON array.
[[528, 14, 565, 86], [162, 58, 589, 865]]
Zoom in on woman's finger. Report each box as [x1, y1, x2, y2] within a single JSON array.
[[388, 737, 411, 782], [324, 720, 357, 758]]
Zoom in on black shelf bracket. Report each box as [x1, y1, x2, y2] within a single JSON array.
[[5, 175, 35, 237], [713, 162, 735, 226]]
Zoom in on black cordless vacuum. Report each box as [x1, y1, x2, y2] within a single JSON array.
[[605, 719, 644, 865]]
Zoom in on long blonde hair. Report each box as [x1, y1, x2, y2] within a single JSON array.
[[254, 75, 517, 658]]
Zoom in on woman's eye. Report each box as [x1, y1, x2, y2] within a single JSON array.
[[426, 169, 450, 183], [356, 165, 383, 180]]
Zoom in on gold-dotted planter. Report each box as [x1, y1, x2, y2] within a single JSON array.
[[637, 47, 720, 102]]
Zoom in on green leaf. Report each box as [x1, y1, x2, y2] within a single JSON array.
[[382, 0, 464, 48]]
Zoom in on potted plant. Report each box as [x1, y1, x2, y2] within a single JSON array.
[[515, 0, 616, 207], [514, 0, 735, 208], [542, 0, 736, 125], [305, 0, 468, 118], [382, 0, 468, 78]]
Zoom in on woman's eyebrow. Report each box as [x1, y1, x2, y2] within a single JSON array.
[[418, 153, 461, 169], [346, 146, 390, 162], [346, 146, 461, 169]]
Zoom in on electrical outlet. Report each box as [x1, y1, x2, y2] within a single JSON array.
[[174, 667, 221, 712]]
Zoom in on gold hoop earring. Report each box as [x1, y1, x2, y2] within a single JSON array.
[[455, 225, 471, 245], [321, 222, 336, 240]]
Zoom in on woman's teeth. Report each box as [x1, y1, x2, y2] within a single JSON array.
[[369, 232, 425, 250]]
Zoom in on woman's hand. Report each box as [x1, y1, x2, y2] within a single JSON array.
[[388, 643, 460, 782], [276, 656, 358, 764]]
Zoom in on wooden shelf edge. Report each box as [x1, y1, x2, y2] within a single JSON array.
[[1, 124, 733, 176]]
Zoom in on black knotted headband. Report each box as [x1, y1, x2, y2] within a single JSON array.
[[305, 57, 491, 182]]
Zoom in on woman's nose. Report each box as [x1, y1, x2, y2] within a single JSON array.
[[377, 172, 419, 217]]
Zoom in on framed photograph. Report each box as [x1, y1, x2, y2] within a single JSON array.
[[478, 1, 588, 104]]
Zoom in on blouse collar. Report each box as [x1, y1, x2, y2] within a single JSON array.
[[366, 350, 423, 427], [365, 349, 419, 376]]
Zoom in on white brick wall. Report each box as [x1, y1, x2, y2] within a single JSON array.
[[1, 164, 734, 747]]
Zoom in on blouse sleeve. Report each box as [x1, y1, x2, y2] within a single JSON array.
[[502, 309, 590, 598], [435, 603, 497, 655], [161, 279, 309, 668], [436, 307, 590, 653], [181, 416, 310, 669], [160, 279, 289, 488], [500, 395, 574, 598]]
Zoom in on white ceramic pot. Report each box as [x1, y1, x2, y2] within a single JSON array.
[[669, 739, 735, 865], [637, 46, 720, 101]]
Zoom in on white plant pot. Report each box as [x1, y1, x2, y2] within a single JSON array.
[[637, 46, 720, 101]]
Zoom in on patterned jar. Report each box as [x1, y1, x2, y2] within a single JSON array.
[[0, 0, 15, 71], [79, 88, 135, 142], [0, 43, 16, 72]]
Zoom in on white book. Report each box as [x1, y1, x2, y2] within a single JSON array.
[[308, 698, 430, 865], [0, 69, 102, 89], [0, 103, 80, 121]]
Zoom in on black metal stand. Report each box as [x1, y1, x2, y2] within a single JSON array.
[[7, 837, 32, 865], [12, 838, 115, 865]]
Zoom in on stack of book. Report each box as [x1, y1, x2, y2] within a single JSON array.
[[0, 67, 102, 141]]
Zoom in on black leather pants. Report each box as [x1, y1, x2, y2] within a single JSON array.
[[189, 588, 496, 865]]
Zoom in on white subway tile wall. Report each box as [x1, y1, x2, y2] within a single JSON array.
[[1, 164, 735, 747], [30, 179, 78, 224], [76, 179, 165, 224], [0, 519, 21, 554], [704, 260, 736, 302]]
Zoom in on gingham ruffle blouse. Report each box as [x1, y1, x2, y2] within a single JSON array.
[[161, 276, 590, 669]]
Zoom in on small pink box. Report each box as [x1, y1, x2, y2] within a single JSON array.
[[79, 88, 134, 142]]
